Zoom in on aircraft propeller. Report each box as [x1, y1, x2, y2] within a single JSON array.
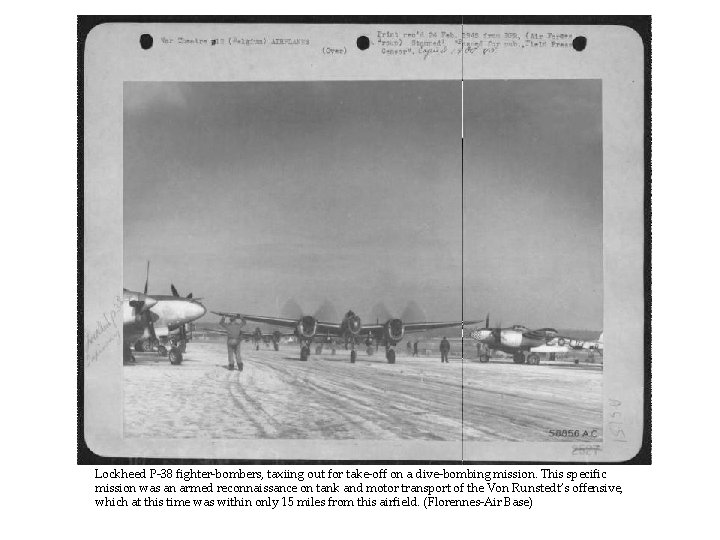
[[491, 318, 503, 345], [143, 261, 150, 295]]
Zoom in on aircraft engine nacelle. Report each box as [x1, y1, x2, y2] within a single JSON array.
[[471, 328, 493, 343], [124, 293, 158, 326], [500, 330, 523, 348], [347, 313, 362, 335], [384, 319, 405, 344], [296, 316, 318, 339]]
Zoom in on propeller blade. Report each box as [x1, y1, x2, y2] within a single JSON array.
[[146, 312, 157, 342], [485, 313, 490, 329], [143, 261, 150, 295], [281, 298, 304, 319], [370, 302, 393, 322], [400, 300, 426, 323], [314, 299, 338, 321], [171, 284, 179, 297]]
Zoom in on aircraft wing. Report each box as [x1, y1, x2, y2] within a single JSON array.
[[358, 321, 481, 335], [212, 312, 296, 327], [213, 312, 342, 333], [403, 321, 476, 333]]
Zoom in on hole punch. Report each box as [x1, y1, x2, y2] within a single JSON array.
[[140, 34, 154, 50], [572, 36, 587, 52], [356, 36, 370, 51]]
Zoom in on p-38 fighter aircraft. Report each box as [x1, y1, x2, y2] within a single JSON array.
[[123, 263, 206, 365], [469, 315, 572, 365], [212, 308, 474, 363], [206, 324, 295, 351]]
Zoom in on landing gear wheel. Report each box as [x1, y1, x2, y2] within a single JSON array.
[[350, 350, 357, 363], [134, 340, 145, 353], [386, 349, 396, 364], [574, 358, 580, 365], [549, 353, 556, 362], [142, 340, 153, 352], [168, 347, 183, 365], [316, 345, 323, 355], [366, 347, 374, 356], [513, 352, 526, 364], [300, 346, 309, 362], [479, 354, 489, 363], [273, 343, 279, 351], [527, 353, 540, 365], [157, 345, 168, 357]]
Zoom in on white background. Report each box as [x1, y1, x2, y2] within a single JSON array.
[[2, 2, 716, 538]]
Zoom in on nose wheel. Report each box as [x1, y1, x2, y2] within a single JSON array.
[[168, 347, 183, 365], [300, 345, 310, 361], [386, 348, 396, 364], [350, 350, 357, 363]]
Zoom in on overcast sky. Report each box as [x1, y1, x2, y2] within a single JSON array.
[[124, 80, 601, 329], [463, 80, 602, 329], [124, 81, 462, 323]]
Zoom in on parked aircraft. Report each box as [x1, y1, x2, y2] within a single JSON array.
[[206, 324, 294, 351], [562, 332, 604, 361], [470, 315, 571, 365], [123, 262, 206, 364], [212, 308, 474, 363]]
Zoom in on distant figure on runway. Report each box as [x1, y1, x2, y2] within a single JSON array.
[[220, 316, 246, 371], [413, 340, 419, 357], [407, 341, 412, 355], [440, 337, 450, 363]]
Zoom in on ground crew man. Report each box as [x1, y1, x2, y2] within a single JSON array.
[[407, 341, 412, 355], [220, 316, 246, 371], [413, 340, 419, 357], [440, 336, 451, 363]]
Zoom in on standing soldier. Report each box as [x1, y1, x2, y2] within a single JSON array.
[[440, 336, 451, 363], [406, 341, 412, 355], [413, 340, 419, 357], [220, 316, 246, 371]]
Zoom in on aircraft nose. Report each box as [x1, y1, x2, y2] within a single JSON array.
[[188, 301, 206, 321]]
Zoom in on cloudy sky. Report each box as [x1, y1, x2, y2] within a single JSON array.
[[463, 80, 602, 329], [124, 81, 462, 323], [124, 80, 601, 329]]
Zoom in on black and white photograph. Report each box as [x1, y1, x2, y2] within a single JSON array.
[[82, 22, 646, 461], [122, 78, 603, 445]]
